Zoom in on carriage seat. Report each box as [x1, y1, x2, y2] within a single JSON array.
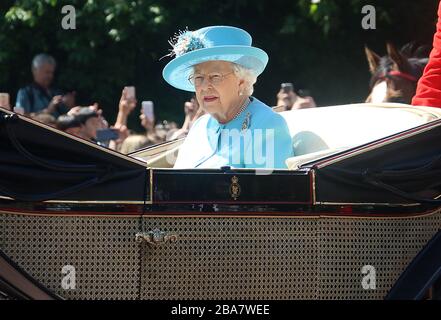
[[280, 103, 441, 169], [136, 103, 441, 169]]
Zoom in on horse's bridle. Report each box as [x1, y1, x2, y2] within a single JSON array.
[[378, 70, 418, 83], [369, 70, 419, 103]]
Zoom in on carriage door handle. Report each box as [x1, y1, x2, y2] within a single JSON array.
[[135, 229, 178, 245]]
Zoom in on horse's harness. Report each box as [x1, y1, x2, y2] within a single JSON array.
[[377, 70, 419, 83], [370, 69, 420, 103]]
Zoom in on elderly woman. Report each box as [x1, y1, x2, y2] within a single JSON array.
[[163, 26, 293, 169]]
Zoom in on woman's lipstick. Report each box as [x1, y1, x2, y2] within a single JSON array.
[[203, 96, 218, 102]]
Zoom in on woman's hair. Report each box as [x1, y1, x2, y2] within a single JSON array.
[[232, 63, 257, 96]]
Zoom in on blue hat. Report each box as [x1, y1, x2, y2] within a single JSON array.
[[162, 26, 269, 92]]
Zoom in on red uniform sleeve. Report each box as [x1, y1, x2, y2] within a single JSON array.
[[412, 1, 441, 108]]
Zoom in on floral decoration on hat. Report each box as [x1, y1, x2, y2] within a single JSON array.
[[167, 28, 208, 58]]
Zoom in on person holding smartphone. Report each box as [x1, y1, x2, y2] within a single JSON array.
[[15, 53, 70, 117], [114, 86, 137, 127], [108, 86, 138, 150], [276, 83, 317, 110], [139, 100, 162, 144], [276, 83, 297, 110]]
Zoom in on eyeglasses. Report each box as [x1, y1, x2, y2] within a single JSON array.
[[188, 71, 234, 87]]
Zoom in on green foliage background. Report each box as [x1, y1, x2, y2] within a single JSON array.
[[0, 0, 439, 131]]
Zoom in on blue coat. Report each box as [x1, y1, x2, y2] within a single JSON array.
[[174, 97, 293, 169]]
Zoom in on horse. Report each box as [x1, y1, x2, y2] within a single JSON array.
[[365, 43, 429, 104]]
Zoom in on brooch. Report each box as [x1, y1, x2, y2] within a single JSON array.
[[241, 112, 251, 132]]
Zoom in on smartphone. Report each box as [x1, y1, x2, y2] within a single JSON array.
[[281, 83, 294, 93], [0, 93, 10, 109], [142, 101, 154, 122], [297, 89, 311, 98], [96, 128, 119, 142], [125, 86, 136, 100]]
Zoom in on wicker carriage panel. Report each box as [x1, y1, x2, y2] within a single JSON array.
[[140, 217, 319, 300], [1, 208, 441, 300], [0, 214, 140, 300], [318, 211, 441, 299]]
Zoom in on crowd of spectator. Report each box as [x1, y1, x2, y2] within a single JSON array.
[[0, 53, 317, 154]]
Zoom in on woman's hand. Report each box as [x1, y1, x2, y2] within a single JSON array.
[[119, 88, 137, 115], [140, 110, 155, 132], [115, 88, 137, 127], [291, 96, 317, 110], [276, 89, 297, 110]]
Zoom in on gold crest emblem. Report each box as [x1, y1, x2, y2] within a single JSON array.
[[230, 176, 241, 200]]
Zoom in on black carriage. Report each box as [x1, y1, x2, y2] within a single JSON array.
[[1, 104, 440, 300]]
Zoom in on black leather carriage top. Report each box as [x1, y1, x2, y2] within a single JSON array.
[[1, 107, 440, 207]]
